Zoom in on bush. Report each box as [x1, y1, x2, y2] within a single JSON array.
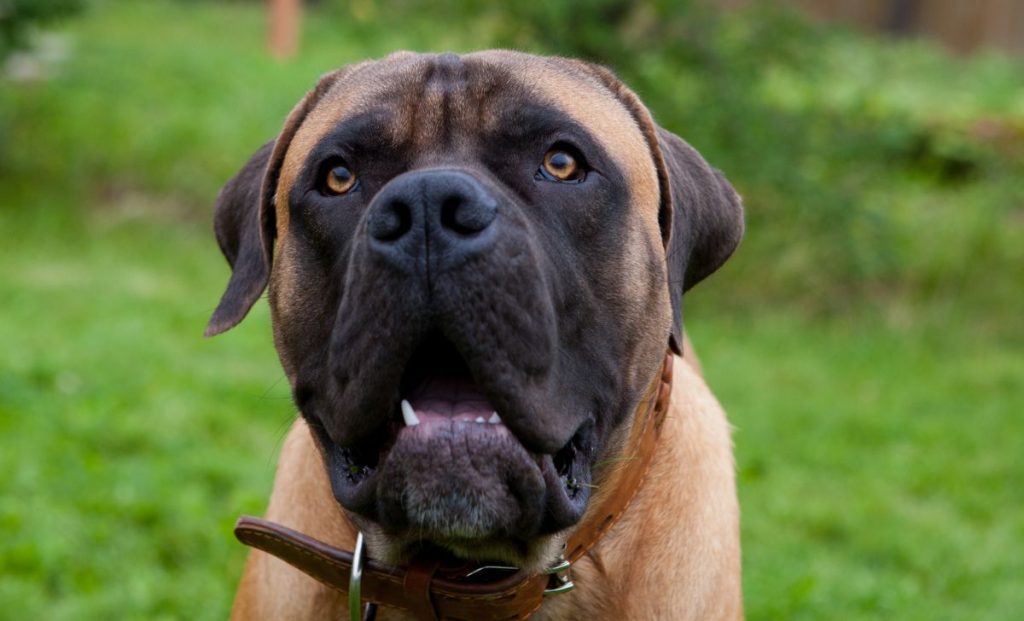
[[0, 0, 83, 59]]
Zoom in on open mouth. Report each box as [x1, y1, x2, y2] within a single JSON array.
[[398, 331, 504, 428], [311, 330, 595, 548]]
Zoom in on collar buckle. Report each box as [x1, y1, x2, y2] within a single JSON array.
[[542, 555, 574, 596]]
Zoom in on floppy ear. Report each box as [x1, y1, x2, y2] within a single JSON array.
[[555, 59, 744, 355], [204, 141, 275, 337], [204, 69, 347, 337], [655, 128, 744, 354]]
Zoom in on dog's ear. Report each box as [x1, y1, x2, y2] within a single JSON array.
[[205, 69, 346, 336], [205, 140, 275, 337], [557, 60, 744, 354], [655, 128, 744, 354]]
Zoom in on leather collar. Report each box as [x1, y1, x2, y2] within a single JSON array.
[[235, 351, 674, 620]]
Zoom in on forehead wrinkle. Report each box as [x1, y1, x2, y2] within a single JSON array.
[[401, 54, 490, 153], [374, 54, 524, 153]]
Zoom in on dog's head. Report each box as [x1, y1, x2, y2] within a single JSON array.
[[208, 51, 742, 568]]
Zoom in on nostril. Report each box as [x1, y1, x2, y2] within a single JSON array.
[[439, 197, 465, 234], [440, 194, 496, 235], [370, 200, 412, 242]]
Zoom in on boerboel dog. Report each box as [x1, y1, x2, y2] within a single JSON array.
[[207, 51, 744, 620]]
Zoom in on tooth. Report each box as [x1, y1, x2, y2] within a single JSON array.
[[401, 400, 419, 426], [488, 412, 501, 424], [475, 416, 485, 423]]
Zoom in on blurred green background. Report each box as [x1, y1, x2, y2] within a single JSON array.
[[1, 1, 1021, 619]]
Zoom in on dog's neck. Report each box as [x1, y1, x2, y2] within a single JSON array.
[[234, 352, 674, 620]]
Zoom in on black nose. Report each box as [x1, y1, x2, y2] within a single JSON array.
[[367, 169, 498, 274]]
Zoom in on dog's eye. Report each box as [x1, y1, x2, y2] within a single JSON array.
[[324, 164, 358, 195], [537, 148, 585, 183]]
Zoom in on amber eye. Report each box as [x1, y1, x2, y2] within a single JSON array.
[[540, 149, 584, 182], [324, 164, 357, 195]]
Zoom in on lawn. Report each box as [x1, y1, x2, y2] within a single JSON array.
[[1, 2, 1021, 619]]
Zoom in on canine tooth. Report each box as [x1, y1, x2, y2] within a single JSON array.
[[475, 416, 485, 423], [401, 400, 419, 426], [488, 412, 501, 424]]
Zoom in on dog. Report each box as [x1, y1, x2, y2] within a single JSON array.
[[207, 51, 744, 620]]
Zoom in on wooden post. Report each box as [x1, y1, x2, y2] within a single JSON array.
[[885, 0, 919, 35], [268, 0, 301, 59]]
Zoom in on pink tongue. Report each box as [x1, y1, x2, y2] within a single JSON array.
[[407, 375, 494, 423]]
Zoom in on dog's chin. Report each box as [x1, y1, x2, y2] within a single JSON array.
[[310, 414, 593, 568]]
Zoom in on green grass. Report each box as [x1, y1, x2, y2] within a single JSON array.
[[1, 2, 1022, 619], [687, 308, 1024, 619], [0, 204, 287, 620]]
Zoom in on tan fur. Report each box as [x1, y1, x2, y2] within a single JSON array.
[[231, 352, 741, 620], [231, 420, 354, 620]]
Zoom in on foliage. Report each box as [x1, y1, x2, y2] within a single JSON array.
[[0, 0, 83, 59]]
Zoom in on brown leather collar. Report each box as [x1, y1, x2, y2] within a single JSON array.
[[235, 351, 674, 620]]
